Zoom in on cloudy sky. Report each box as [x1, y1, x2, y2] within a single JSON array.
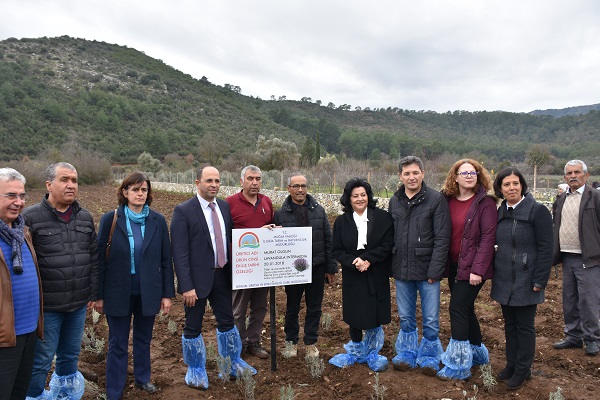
[[2, 0, 600, 113]]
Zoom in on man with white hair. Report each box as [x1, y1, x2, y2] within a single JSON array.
[[0, 168, 42, 400], [552, 159, 600, 356]]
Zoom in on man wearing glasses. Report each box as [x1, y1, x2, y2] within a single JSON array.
[[0, 168, 42, 400], [273, 173, 337, 358]]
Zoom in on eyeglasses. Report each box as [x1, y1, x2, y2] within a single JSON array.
[[0, 193, 28, 202], [457, 171, 479, 178], [289, 184, 308, 190]]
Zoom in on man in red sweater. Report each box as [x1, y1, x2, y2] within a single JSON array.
[[226, 165, 274, 359]]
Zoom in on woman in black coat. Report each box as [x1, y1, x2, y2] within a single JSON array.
[[328, 178, 394, 372], [491, 168, 553, 391], [96, 172, 175, 400]]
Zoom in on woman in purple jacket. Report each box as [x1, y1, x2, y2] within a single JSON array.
[[437, 159, 497, 380]]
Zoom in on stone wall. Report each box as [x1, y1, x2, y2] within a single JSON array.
[[152, 181, 392, 215], [152, 181, 556, 214]]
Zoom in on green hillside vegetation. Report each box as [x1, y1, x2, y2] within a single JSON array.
[[1, 36, 599, 175]]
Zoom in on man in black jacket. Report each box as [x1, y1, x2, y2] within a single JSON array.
[[552, 159, 600, 356], [273, 173, 337, 358], [388, 156, 450, 375], [23, 162, 98, 400]]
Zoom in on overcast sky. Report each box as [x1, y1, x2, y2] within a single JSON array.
[[2, 1, 600, 113]]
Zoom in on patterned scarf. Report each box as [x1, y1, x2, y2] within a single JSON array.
[[0, 215, 25, 274], [124, 204, 149, 274]]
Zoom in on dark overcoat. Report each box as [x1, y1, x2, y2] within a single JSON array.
[[332, 207, 393, 329], [97, 205, 175, 317], [491, 193, 553, 306]]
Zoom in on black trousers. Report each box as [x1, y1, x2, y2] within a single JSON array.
[[184, 268, 234, 338], [449, 280, 484, 345], [501, 304, 537, 375], [0, 330, 37, 400], [284, 266, 325, 345], [349, 326, 363, 342]]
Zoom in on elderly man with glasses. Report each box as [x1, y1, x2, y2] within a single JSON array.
[[0, 168, 43, 400], [273, 173, 337, 358]]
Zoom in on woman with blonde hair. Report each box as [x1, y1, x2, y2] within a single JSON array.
[[437, 159, 497, 380]]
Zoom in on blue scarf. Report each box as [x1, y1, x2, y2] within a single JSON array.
[[0, 215, 25, 274], [124, 205, 149, 274]]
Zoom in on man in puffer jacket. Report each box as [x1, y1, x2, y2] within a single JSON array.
[[273, 173, 338, 359], [23, 162, 98, 400], [388, 156, 451, 376]]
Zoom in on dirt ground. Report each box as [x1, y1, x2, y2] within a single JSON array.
[[26, 185, 600, 400]]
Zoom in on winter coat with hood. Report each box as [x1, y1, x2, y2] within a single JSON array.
[[22, 195, 98, 312], [388, 182, 451, 281], [491, 192, 553, 306], [273, 194, 338, 275], [445, 185, 497, 282]]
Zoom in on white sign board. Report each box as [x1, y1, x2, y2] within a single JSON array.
[[232, 227, 313, 290]]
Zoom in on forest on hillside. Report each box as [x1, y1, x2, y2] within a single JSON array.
[[1, 36, 600, 180]]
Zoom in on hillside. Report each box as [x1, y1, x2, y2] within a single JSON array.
[[1, 36, 600, 169], [530, 103, 600, 118]]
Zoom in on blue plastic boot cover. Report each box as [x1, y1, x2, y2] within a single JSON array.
[[217, 326, 257, 377], [48, 371, 85, 400], [25, 390, 53, 400], [361, 326, 388, 372], [437, 338, 473, 380], [329, 340, 364, 368], [182, 334, 209, 389], [391, 328, 418, 369], [416, 337, 443, 372], [471, 343, 489, 366]]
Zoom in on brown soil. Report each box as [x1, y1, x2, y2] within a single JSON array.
[[27, 185, 600, 400]]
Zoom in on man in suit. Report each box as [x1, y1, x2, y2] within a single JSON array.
[[171, 166, 255, 390]]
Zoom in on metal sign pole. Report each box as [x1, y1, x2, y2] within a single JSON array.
[[270, 286, 277, 371]]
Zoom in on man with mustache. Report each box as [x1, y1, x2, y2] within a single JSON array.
[[23, 162, 99, 399], [226, 165, 274, 359], [552, 159, 600, 356]]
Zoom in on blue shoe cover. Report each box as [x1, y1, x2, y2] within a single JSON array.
[[471, 343, 489, 366], [217, 326, 257, 378], [392, 329, 418, 369], [25, 390, 53, 400], [363, 327, 388, 372], [48, 371, 85, 400], [329, 341, 363, 368], [437, 338, 472, 380], [182, 334, 209, 389], [416, 337, 443, 372]]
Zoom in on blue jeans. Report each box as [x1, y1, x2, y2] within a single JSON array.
[[395, 279, 440, 340], [27, 305, 87, 397]]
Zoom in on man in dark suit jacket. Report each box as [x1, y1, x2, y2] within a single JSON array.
[[171, 166, 255, 390]]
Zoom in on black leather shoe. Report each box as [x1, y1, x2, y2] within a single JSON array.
[[553, 338, 584, 349], [505, 371, 531, 390], [497, 366, 514, 382], [135, 382, 158, 394], [246, 342, 269, 359], [585, 341, 599, 356]]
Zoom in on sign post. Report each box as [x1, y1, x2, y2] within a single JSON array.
[[232, 227, 312, 371]]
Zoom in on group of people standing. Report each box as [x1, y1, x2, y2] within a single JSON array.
[[328, 156, 600, 392], [1, 156, 599, 399]]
